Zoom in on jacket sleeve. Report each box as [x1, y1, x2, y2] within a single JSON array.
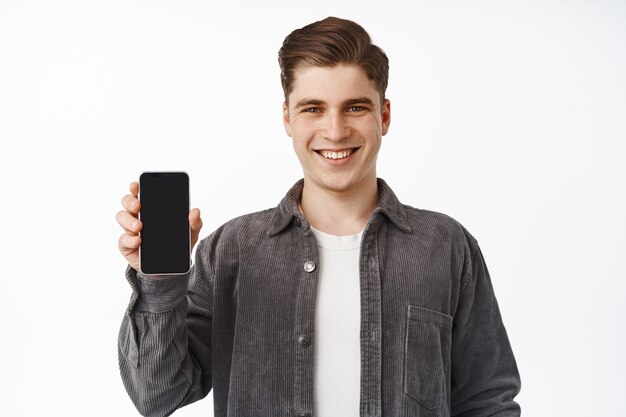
[[118, 237, 214, 417], [450, 238, 521, 416]]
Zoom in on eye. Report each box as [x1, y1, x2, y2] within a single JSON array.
[[347, 106, 365, 112], [303, 107, 321, 113]]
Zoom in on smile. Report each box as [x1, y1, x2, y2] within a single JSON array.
[[315, 148, 359, 160]]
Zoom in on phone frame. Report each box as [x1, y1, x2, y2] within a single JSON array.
[[138, 170, 191, 275]]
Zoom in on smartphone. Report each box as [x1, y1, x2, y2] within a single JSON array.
[[138, 171, 191, 275]]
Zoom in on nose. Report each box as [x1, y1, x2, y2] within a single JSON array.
[[322, 110, 350, 142]]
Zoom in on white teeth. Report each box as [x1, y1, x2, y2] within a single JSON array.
[[319, 149, 353, 159]]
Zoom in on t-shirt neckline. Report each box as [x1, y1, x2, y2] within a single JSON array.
[[309, 225, 364, 250]]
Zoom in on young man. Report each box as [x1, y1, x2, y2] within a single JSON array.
[[117, 17, 521, 417]]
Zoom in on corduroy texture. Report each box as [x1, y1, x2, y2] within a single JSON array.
[[118, 178, 521, 417]]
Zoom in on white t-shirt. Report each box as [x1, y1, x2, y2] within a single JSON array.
[[310, 225, 363, 417]]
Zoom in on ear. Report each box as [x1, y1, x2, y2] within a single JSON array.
[[283, 101, 293, 137], [381, 99, 391, 136]]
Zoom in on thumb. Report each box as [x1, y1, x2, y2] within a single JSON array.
[[189, 208, 203, 248]]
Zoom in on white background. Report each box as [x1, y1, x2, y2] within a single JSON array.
[[1, 0, 624, 416]]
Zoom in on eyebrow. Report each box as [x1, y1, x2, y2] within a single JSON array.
[[294, 96, 376, 109]]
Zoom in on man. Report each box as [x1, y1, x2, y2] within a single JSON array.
[[117, 16, 521, 417]]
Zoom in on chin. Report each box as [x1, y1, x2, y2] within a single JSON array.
[[316, 174, 361, 193], [323, 182, 353, 193]]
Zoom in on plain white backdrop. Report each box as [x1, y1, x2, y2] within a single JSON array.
[[1, 0, 624, 416]]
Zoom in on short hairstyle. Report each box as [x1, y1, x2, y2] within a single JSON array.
[[278, 16, 389, 107]]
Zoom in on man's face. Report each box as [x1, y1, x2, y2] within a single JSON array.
[[283, 64, 391, 194]]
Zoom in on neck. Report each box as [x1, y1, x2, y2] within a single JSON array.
[[300, 176, 379, 235]]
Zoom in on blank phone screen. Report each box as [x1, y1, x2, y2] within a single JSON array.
[[139, 172, 190, 274]]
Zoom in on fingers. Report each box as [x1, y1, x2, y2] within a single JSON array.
[[121, 193, 141, 215], [190, 208, 203, 249], [130, 181, 138, 198], [118, 233, 141, 255], [122, 181, 140, 214], [189, 208, 203, 233], [116, 210, 142, 235], [118, 181, 142, 270]]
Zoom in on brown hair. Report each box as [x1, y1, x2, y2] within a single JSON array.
[[278, 16, 389, 107]]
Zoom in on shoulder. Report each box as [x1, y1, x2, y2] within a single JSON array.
[[400, 204, 483, 288], [401, 204, 479, 252]]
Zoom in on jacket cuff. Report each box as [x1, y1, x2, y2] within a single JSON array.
[[125, 265, 190, 313]]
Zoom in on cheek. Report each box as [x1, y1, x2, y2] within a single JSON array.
[[360, 117, 383, 141], [291, 130, 310, 155], [365, 113, 382, 129], [292, 120, 317, 141]]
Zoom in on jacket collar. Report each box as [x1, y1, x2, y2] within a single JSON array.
[[267, 178, 412, 236]]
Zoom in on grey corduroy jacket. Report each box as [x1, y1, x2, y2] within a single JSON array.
[[118, 178, 521, 417]]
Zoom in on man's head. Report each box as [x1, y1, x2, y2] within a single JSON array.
[[278, 16, 389, 108], [278, 17, 391, 195]]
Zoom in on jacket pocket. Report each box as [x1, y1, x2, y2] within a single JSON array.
[[404, 304, 453, 410]]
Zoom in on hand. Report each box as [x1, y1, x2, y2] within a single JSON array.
[[116, 181, 203, 272]]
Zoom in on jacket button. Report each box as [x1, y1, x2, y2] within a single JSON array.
[[303, 261, 316, 273], [298, 335, 311, 348]]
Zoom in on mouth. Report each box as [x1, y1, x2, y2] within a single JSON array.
[[314, 147, 360, 160]]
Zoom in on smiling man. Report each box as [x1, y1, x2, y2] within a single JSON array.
[[285, 63, 389, 236], [117, 16, 521, 417]]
